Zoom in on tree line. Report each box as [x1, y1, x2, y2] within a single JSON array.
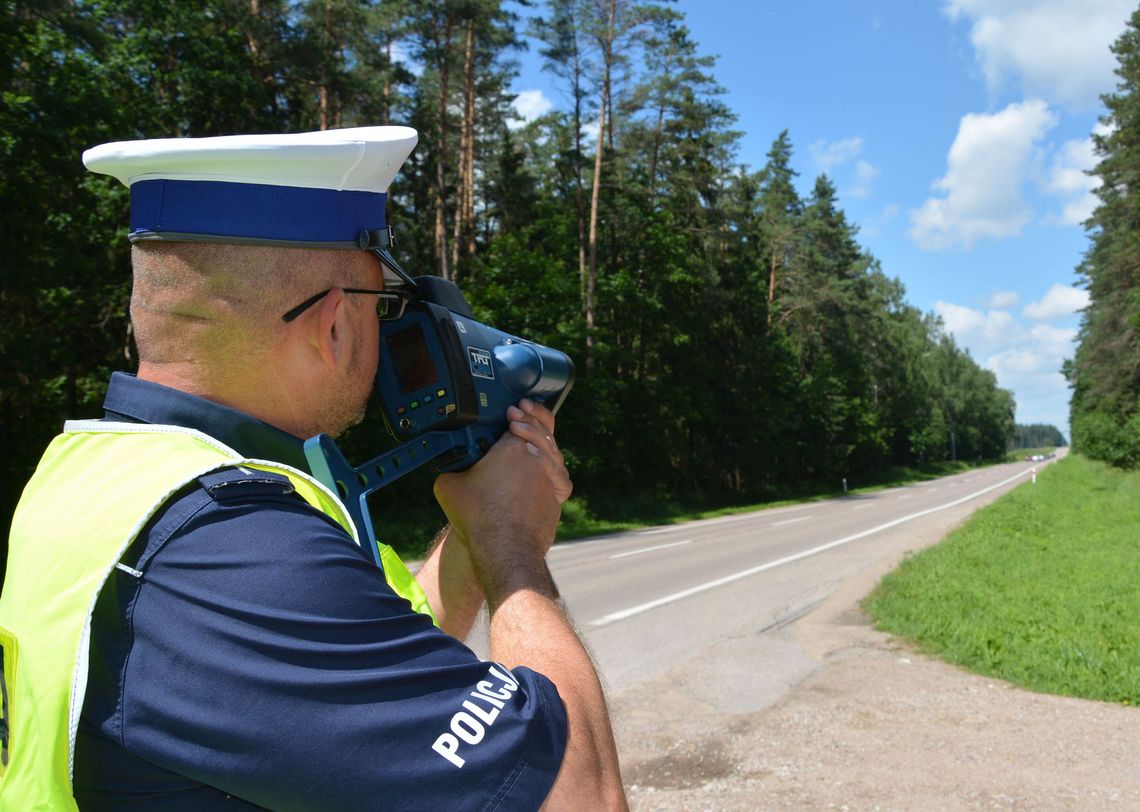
[[1, 0, 1016, 548], [1009, 424, 1067, 450], [1068, 8, 1140, 469]]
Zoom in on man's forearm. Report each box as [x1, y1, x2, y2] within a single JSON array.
[[489, 584, 627, 810], [414, 526, 484, 640]]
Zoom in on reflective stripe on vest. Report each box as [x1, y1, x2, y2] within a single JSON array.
[[0, 421, 435, 809]]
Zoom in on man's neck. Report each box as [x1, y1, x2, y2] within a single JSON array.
[[136, 363, 314, 439]]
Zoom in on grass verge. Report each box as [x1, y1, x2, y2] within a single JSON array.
[[864, 454, 1140, 705]]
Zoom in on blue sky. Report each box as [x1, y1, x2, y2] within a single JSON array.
[[504, 0, 1137, 437]]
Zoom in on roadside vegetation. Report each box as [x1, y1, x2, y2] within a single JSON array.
[[865, 455, 1140, 705], [1067, 10, 1140, 469]]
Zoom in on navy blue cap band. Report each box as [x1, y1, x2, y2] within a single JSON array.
[[129, 179, 387, 245]]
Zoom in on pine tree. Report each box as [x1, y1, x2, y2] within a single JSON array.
[[1068, 7, 1140, 466]]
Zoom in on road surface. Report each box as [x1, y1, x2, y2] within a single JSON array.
[[462, 454, 1140, 810], [469, 457, 1050, 701]]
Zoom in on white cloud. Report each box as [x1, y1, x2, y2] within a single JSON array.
[[936, 301, 1020, 344], [944, 0, 1132, 110], [988, 290, 1020, 309], [1043, 135, 1101, 225], [934, 298, 1079, 430], [509, 90, 554, 129], [1047, 139, 1097, 196], [860, 203, 898, 238], [1022, 284, 1090, 319], [850, 160, 879, 198], [809, 137, 880, 198], [910, 99, 1057, 250], [809, 137, 863, 171]]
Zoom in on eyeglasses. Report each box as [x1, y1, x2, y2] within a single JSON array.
[[281, 287, 411, 323]]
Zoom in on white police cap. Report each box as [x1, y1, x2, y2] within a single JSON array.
[[83, 126, 418, 249]]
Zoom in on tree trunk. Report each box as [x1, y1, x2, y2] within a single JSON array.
[[382, 39, 391, 125], [463, 43, 476, 262], [648, 99, 664, 208], [434, 13, 454, 280], [569, 21, 587, 309], [452, 19, 475, 273], [319, 0, 333, 131], [767, 246, 778, 326], [587, 86, 606, 373], [586, 0, 616, 372]]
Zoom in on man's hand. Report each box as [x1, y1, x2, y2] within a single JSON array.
[[419, 400, 571, 636], [433, 399, 570, 607]]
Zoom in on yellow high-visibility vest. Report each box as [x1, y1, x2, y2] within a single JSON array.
[[0, 421, 435, 810]]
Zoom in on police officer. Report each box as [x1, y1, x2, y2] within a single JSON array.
[[0, 127, 626, 810]]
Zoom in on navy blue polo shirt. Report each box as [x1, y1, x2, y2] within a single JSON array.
[[74, 373, 567, 810]]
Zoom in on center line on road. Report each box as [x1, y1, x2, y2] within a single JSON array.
[[898, 494, 911, 499], [852, 503, 873, 510], [608, 540, 691, 560], [589, 467, 1033, 627], [771, 516, 811, 527]]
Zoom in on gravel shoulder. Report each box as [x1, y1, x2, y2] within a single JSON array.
[[616, 520, 1140, 811]]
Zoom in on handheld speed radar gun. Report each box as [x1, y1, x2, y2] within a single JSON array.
[[303, 263, 575, 561]]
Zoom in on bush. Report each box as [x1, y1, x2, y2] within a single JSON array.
[[1072, 409, 1140, 468]]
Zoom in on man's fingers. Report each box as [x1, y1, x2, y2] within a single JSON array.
[[518, 398, 556, 434], [505, 421, 571, 503], [503, 403, 569, 503], [509, 419, 564, 464]]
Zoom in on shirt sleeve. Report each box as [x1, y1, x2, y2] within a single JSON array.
[[98, 470, 567, 811]]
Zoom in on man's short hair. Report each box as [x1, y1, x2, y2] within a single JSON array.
[[130, 242, 372, 364]]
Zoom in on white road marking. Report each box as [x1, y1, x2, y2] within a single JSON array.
[[589, 467, 1032, 627], [771, 516, 811, 527], [622, 505, 821, 539], [695, 504, 818, 528], [898, 494, 912, 500], [852, 503, 873, 510], [608, 540, 691, 560]]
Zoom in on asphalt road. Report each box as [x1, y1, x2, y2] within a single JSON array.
[[467, 455, 1059, 710]]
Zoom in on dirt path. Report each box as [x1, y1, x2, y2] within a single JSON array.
[[618, 548, 1140, 811]]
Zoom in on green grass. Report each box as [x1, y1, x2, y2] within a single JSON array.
[[865, 454, 1140, 705]]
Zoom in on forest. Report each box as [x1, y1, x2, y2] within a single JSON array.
[[1, 1, 1018, 548], [1009, 424, 1067, 451], [1067, 8, 1140, 470]]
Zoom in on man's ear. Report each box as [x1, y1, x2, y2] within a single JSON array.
[[312, 287, 348, 369]]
